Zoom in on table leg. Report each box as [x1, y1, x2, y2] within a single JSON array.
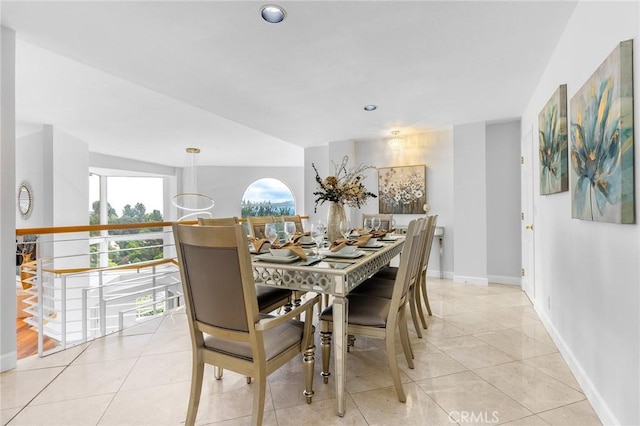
[[332, 295, 348, 416]]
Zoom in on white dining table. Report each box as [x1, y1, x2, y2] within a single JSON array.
[[251, 236, 405, 416]]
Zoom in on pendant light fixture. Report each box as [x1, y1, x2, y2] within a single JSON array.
[[172, 147, 214, 221]]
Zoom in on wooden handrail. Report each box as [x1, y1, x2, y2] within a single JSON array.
[[42, 258, 178, 275], [16, 216, 310, 236]]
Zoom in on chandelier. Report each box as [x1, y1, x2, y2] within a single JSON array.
[[388, 130, 403, 152], [172, 147, 214, 221]]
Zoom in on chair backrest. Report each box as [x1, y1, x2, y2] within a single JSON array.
[[280, 215, 304, 232], [198, 217, 239, 226], [362, 213, 394, 231], [388, 217, 427, 313], [173, 223, 259, 339], [247, 216, 276, 239], [421, 215, 438, 273]]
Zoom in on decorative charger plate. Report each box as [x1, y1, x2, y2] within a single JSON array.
[[255, 253, 300, 263], [319, 250, 366, 259]]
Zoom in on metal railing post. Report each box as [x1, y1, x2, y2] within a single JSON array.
[[99, 270, 106, 336], [82, 288, 88, 342], [61, 276, 67, 349]]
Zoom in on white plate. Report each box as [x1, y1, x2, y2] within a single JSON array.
[[361, 243, 385, 249], [255, 253, 300, 263], [319, 249, 366, 259]]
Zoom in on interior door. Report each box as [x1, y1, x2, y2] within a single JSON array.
[[521, 127, 535, 300]]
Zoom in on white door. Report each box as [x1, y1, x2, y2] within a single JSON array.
[[521, 127, 535, 300]]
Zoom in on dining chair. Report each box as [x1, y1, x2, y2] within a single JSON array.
[[197, 216, 239, 226], [247, 216, 277, 239], [362, 213, 394, 231], [350, 216, 431, 340], [280, 215, 305, 232], [197, 216, 293, 315], [172, 223, 319, 426], [318, 218, 425, 403], [415, 215, 438, 325]]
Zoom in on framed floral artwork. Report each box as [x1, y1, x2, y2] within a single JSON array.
[[378, 165, 426, 214], [539, 84, 568, 195], [570, 39, 635, 223]]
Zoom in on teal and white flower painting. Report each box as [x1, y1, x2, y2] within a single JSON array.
[[539, 85, 568, 195], [569, 39, 634, 224]]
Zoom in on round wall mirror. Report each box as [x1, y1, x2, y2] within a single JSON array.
[[18, 182, 33, 219]]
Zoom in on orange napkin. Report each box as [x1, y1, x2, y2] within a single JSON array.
[[249, 237, 270, 253], [371, 229, 394, 239], [330, 235, 372, 252], [270, 241, 308, 260], [292, 231, 311, 243]]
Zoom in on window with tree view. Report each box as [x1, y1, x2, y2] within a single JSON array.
[[241, 178, 295, 218], [89, 175, 164, 267]]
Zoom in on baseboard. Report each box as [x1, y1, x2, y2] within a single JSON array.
[[453, 275, 489, 286], [534, 305, 619, 426], [0, 351, 17, 372], [427, 270, 454, 280], [487, 275, 521, 286]]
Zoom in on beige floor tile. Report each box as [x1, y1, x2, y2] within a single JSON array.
[[475, 328, 557, 360], [475, 361, 585, 413], [118, 316, 163, 336], [351, 382, 452, 425], [517, 323, 556, 348], [140, 328, 191, 356], [536, 400, 602, 425], [31, 358, 137, 405], [0, 367, 63, 409], [204, 410, 278, 426], [398, 349, 468, 381], [267, 355, 335, 409], [73, 333, 153, 365], [500, 414, 550, 425], [155, 310, 188, 333], [120, 350, 192, 391], [15, 344, 88, 372], [522, 353, 581, 392], [433, 335, 517, 370], [430, 296, 487, 316], [275, 396, 367, 426], [442, 312, 508, 334], [98, 381, 191, 425], [1, 408, 21, 425], [8, 394, 113, 426], [422, 318, 469, 345], [476, 292, 533, 309], [478, 307, 541, 329], [417, 371, 533, 425]]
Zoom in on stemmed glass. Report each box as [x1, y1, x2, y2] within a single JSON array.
[[372, 217, 381, 232], [363, 218, 373, 234], [264, 223, 279, 245], [283, 221, 296, 243], [310, 223, 326, 256], [339, 220, 351, 240]]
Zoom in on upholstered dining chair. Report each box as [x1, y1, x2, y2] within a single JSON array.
[[350, 216, 432, 340], [318, 218, 425, 403], [362, 213, 394, 231], [415, 215, 438, 325], [197, 216, 239, 226], [173, 223, 319, 426], [247, 216, 277, 239]]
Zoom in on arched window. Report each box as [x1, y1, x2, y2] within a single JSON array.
[[241, 178, 295, 218]]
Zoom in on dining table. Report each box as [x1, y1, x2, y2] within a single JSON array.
[[250, 235, 405, 416]]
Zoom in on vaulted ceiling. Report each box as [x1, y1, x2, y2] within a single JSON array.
[[2, 1, 577, 167]]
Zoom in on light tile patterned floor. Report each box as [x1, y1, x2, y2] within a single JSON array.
[[1, 280, 602, 425]]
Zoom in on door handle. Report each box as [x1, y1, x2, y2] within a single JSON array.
[[525, 224, 534, 230]]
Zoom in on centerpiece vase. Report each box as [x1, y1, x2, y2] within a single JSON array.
[[327, 201, 347, 243]]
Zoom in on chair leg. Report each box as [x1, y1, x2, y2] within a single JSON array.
[[385, 329, 406, 403], [398, 308, 415, 367], [186, 354, 204, 426], [415, 275, 428, 329], [408, 285, 423, 338], [421, 278, 432, 317], [320, 329, 332, 384], [252, 375, 267, 426], [303, 344, 316, 403], [214, 366, 223, 380]]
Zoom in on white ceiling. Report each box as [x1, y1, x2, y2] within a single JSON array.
[[1, 1, 577, 168]]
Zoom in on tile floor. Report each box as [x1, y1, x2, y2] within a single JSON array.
[[1, 279, 602, 425]]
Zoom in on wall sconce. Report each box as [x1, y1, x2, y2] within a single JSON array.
[[388, 130, 403, 152]]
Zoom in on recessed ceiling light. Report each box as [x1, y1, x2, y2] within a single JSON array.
[[261, 5, 286, 23], [364, 105, 377, 111]]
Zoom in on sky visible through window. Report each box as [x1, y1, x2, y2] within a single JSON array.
[[89, 175, 164, 215], [242, 178, 294, 203]]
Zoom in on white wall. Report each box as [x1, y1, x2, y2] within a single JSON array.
[[1, 26, 17, 372], [521, 2, 639, 424], [195, 166, 304, 219], [16, 131, 45, 228], [453, 122, 488, 285], [486, 120, 521, 283]]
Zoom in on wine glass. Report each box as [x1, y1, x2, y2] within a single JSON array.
[[339, 220, 351, 240], [372, 217, 381, 232], [264, 222, 279, 245], [363, 218, 373, 234], [283, 221, 296, 243], [310, 223, 325, 256]]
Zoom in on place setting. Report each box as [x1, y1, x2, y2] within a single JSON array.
[[253, 221, 324, 265]]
